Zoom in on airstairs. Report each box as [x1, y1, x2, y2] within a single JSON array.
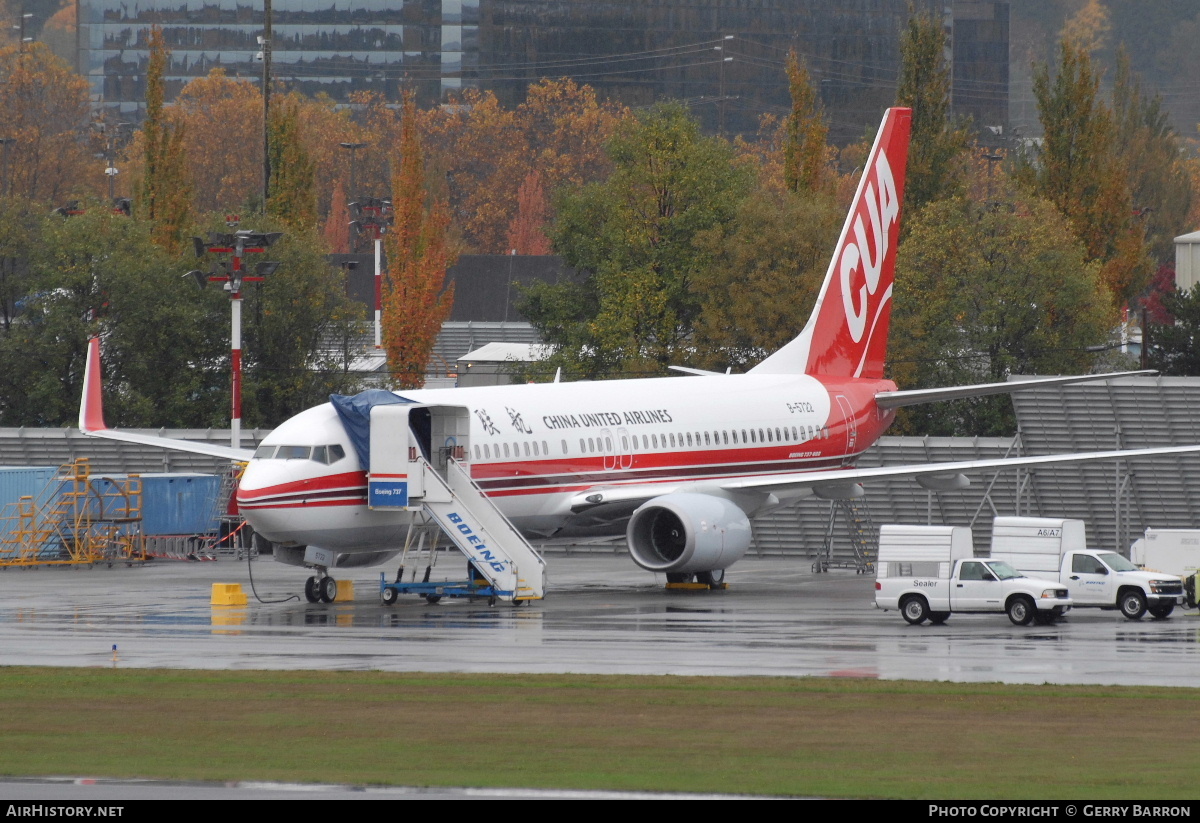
[[365, 402, 546, 602], [0, 458, 146, 567], [813, 497, 877, 575]]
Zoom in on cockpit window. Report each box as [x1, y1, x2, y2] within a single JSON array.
[[316, 445, 346, 465], [255, 444, 347, 464]]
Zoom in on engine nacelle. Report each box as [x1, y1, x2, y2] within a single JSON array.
[[626, 493, 752, 574]]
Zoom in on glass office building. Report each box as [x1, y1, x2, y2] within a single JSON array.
[[79, 0, 479, 111], [78, 0, 1007, 139]]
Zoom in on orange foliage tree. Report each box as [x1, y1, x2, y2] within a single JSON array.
[[170, 70, 262, 214], [323, 178, 350, 253], [505, 171, 552, 255], [383, 91, 455, 388], [0, 42, 93, 204]]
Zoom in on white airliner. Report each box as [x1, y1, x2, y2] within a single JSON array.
[[79, 106, 1200, 601]]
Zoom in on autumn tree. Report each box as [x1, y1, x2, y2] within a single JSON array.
[[891, 193, 1113, 436], [689, 187, 842, 372], [420, 88, 523, 253], [1019, 39, 1149, 307], [505, 172, 552, 255], [782, 51, 828, 194], [516, 78, 628, 195], [267, 95, 318, 230], [139, 27, 191, 253], [383, 92, 455, 389], [0, 42, 93, 204], [521, 103, 752, 378], [1111, 51, 1193, 266], [895, 6, 971, 215], [323, 179, 351, 253], [171, 70, 262, 214], [1148, 284, 1200, 376]]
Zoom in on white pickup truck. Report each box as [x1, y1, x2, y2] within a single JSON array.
[[990, 517, 1185, 620], [875, 525, 1072, 626]]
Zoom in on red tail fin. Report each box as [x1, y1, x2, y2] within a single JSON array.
[[79, 337, 108, 433], [750, 107, 910, 379]]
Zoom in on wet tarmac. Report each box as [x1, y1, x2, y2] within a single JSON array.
[[1, 553, 1199, 687]]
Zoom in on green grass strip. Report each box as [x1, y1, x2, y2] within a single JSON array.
[[1, 668, 1197, 798]]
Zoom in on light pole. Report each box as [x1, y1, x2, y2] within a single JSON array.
[[339, 141, 366, 200], [259, 0, 273, 209], [14, 12, 33, 51], [98, 121, 130, 204], [0, 137, 14, 197], [715, 35, 733, 136], [188, 228, 282, 449]]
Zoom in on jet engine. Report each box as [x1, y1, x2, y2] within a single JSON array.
[[625, 493, 752, 574]]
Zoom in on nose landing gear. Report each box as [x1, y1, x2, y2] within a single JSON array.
[[304, 569, 339, 603]]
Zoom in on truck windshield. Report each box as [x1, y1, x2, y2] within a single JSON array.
[[1096, 552, 1137, 572], [984, 561, 1023, 580]]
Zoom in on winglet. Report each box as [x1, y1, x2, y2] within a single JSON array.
[[79, 337, 108, 433]]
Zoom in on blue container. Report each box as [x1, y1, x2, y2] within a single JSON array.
[[96, 473, 223, 536], [0, 467, 58, 511], [0, 466, 58, 544]]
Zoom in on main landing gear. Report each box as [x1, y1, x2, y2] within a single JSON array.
[[304, 568, 339, 604]]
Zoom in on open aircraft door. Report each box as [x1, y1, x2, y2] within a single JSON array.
[[367, 404, 425, 510]]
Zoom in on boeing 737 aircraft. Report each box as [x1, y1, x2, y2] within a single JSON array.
[[79, 107, 1200, 602]]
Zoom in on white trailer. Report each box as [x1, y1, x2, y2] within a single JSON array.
[[990, 517, 1185, 620], [875, 525, 1071, 626]]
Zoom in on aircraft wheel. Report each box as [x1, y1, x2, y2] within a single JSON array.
[[697, 569, 725, 588], [382, 587, 399, 606], [666, 572, 692, 584], [304, 576, 320, 603], [319, 576, 338, 604]]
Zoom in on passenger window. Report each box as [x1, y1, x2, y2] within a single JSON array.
[[543, 440, 549, 455], [588, 437, 595, 452], [686, 433, 692, 447], [503, 443, 510, 458], [532, 441, 539, 456], [621, 435, 628, 450], [561, 440, 568, 454]]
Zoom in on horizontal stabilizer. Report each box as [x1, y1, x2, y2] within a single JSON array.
[[78, 337, 255, 462]]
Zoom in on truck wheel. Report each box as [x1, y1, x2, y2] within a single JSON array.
[[1033, 612, 1057, 626], [1006, 596, 1035, 626], [1119, 590, 1147, 620], [928, 612, 949, 625], [901, 596, 929, 625], [1149, 604, 1174, 619]]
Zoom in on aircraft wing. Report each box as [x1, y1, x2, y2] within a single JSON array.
[[720, 443, 1200, 495], [78, 338, 256, 462], [874, 371, 1155, 409]]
